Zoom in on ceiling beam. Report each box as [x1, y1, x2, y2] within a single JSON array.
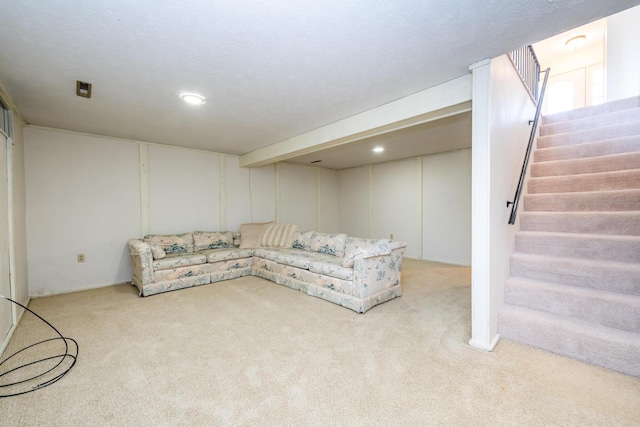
[[239, 74, 473, 168]]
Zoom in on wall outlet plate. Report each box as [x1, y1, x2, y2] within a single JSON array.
[[77, 254, 85, 263]]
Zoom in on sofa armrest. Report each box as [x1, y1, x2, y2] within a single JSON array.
[[342, 239, 407, 267], [128, 239, 155, 288], [352, 241, 407, 260], [351, 245, 406, 298]]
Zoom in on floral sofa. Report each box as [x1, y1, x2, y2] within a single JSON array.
[[127, 222, 407, 313]]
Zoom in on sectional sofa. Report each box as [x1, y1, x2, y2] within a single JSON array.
[[127, 222, 407, 313]]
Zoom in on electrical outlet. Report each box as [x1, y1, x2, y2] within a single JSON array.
[[390, 233, 394, 240], [77, 254, 85, 263]]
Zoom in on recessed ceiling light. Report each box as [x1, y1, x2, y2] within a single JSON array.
[[565, 35, 586, 50], [180, 93, 206, 105], [373, 147, 384, 153]]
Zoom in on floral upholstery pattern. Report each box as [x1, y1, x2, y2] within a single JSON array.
[[307, 257, 354, 281], [128, 229, 407, 313], [152, 253, 207, 270], [149, 244, 166, 259], [143, 233, 194, 255], [342, 237, 404, 268], [139, 275, 211, 297], [253, 248, 316, 269], [292, 230, 314, 250], [203, 248, 256, 263], [193, 231, 235, 251], [308, 232, 347, 257]]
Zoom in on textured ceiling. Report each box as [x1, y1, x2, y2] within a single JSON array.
[[0, 1, 638, 165]]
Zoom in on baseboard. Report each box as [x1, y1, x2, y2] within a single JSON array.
[[407, 256, 470, 267], [29, 282, 131, 299], [469, 334, 501, 352]]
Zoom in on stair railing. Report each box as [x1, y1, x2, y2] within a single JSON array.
[[506, 45, 550, 225]]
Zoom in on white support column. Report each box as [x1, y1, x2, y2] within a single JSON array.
[[468, 59, 500, 351]]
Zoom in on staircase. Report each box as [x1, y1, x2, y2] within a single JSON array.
[[498, 95, 640, 377]]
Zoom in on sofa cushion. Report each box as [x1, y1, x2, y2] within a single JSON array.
[[239, 221, 273, 248], [149, 244, 166, 259], [292, 230, 314, 250], [144, 233, 194, 255], [253, 248, 317, 269], [193, 231, 235, 251], [203, 248, 256, 262], [154, 263, 214, 281], [258, 223, 298, 248], [153, 253, 207, 270], [307, 257, 354, 281], [309, 232, 347, 257]]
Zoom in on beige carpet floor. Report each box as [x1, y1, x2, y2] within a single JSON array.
[[2, 258, 639, 426]]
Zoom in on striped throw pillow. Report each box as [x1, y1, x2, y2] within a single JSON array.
[[258, 223, 299, 248]]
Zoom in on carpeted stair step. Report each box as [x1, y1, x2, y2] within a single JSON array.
[[528, 169, 640, 194], [510, 252, 640, 296], [515, 231, 640, 263], [541, 95, 640, 125], [523, 189, 640, 212], [534, 135, 640, 163], [540, 107, 640, 136], [537, 121, 640, 149], [498, 304, 640, 377], [531, 152, 640, 177], [519, 211, 640, 236], [504, 277, 640, 333]]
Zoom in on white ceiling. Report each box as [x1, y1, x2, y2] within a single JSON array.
[[1, 1, 638, 168], [286, 111, 472, 169]]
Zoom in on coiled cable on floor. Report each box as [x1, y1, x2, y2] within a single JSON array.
[[0, 296, 78, 397]]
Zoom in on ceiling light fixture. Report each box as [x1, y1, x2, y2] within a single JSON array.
[[180, 93, 206, 105], [565, 35, 586, 50], [373, 147, 384, 153]]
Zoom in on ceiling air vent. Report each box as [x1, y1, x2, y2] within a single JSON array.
[[76, 80, 92, 98]]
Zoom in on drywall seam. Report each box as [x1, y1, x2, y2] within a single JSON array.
[[416, 158, 423, 259], [219, 154, 227, 231], [275, 163, 281, 223], [316, 167, 321, 231], [368, 165, 373, 238], [139, 143, 150, 237]]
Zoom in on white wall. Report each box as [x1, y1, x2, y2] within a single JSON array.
[[24, 128, 142, 295], [606, 5, 640, 102], [148, 145, 221, 234], [23, 127, 338, 296], [468, 55, 537, 351], [278, 164, 318, 231], [372, 159, 422, 258], [338, 149, 471, 263], [318, 168, 340, 233], [224, 156, 276, 230], [338, 167, 370, 239], [423, 149, 472, 265]]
